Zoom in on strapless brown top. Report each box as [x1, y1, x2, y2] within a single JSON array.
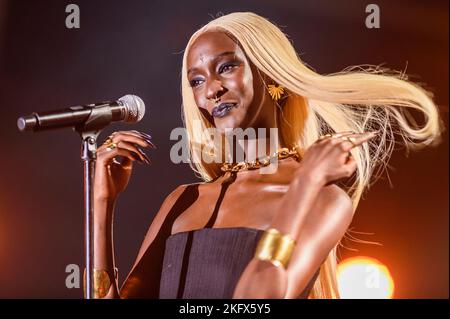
[[159, 227, 319, 298]]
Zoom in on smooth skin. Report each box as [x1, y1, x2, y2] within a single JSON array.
[[92, 31, 377, 299]]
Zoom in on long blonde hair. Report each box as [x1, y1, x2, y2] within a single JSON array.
[[180, 12, 443, 298]]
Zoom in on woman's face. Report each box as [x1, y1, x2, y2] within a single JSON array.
[[186, 31, 272, 134]]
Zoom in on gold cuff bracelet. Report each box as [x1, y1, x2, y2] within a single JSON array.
[[83, 268, 117, 298], [255, 228, 296, 268]]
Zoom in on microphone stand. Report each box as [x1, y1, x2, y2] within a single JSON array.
[[74, 105, 114, 299]]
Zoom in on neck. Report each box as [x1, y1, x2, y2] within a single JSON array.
[[239, 137, 276, 162], [224, 131, 285, 164], [224, 97, 288, 163]]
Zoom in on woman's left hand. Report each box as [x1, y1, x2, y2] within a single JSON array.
[[295, 131, 377, 187]]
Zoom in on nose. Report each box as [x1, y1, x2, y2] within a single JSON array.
[[205, 79, 225, 102]]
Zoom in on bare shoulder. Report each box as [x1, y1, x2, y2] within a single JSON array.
[[152, 181, 202, 223], [160, 183, 190, 206], [131, 182, 201, 266]]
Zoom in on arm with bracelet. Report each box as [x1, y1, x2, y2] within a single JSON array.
[[89, 130, 156, 299], [87, 197, 120, 298], [232, 133, 377, 299]]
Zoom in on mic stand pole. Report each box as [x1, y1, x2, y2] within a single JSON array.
[[75, 106, 113, 299]]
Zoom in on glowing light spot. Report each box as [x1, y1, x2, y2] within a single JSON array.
[[337, 256, 394, 299]]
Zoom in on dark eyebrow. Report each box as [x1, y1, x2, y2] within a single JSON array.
[[215, 51, 236, 59], [187, 51, 236, 75]]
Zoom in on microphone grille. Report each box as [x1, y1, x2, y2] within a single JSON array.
[[118, 94, 146, 123]]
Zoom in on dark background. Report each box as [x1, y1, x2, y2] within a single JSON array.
[[0, 0, 447, 298]]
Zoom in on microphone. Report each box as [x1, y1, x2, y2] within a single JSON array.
[[17, 94, 145, 132]]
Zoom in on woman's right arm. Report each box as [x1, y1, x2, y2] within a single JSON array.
[[92, 130, 154, 299], [93, 197, 120, 298]]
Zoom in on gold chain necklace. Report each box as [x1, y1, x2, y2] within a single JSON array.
[[220, 147, 300, 173]]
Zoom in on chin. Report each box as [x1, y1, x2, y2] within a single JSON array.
[[214, 118, 242, 134]]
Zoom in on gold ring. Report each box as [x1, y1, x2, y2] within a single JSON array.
[[103, 136, 119, 151], [106, 143, 117, 151], [316, 133, 333, 143], [104, 138, 118, 151], [319, 133, 333, 140], [343, 136, 357, 147]]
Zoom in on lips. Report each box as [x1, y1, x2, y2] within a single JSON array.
[[212, 102, 237, 118]]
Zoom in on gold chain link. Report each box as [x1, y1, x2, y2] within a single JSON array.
[[220, 147, 300, 173]]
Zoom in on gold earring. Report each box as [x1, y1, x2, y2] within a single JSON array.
[[267, 84, 285, 101]]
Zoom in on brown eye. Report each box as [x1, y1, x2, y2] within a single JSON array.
[[218, 62, 237, 74], [189, 78, 203, 87]]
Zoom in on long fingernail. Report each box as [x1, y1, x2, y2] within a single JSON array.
[[137, 149, 145, 158], [140, 132, 152, 139], [138, 149, 151, 164], [133, 154, 144, 164], [146, 139, 157, 149]]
